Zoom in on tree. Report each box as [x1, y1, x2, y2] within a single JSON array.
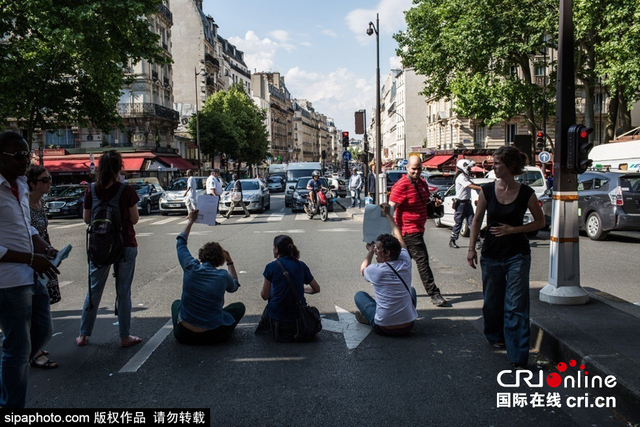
[[0, 0, 168, 153], [191, 84, 269, 175], [395, 0, 557, 152]]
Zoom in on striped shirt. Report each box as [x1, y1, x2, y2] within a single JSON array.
[[389, 175, 430, 235]]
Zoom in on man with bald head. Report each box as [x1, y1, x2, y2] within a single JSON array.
[[388, 155, 446, 306]]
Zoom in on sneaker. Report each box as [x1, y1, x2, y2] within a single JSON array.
[[431, 293, 447, 306], [244, 214, 250, 218], [510, 362, 528, 370], [491, 342, 506, 348], [355, 311, 370, 325], [449, 239, 460, 249]]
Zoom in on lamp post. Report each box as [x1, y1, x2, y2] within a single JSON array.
[[194, 67, 208, 176], [367, 13, 383, 203]]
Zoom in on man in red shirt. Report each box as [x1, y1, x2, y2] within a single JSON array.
[[389, 156, 446, 306]]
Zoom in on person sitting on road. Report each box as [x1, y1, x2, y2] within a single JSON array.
[[306, 170, 327, 209], [256, 235, 321, 342], [171, 209, 245, 345], [355, 203, 418, 336]]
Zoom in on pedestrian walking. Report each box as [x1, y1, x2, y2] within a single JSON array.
[[0, 131, 59, 407], [367, 165, 377, 204], [206, 168, 223, 225], [467, 146, 545, 369], [349, 168, 363, 208], [225, 174, 250, 218], [171, 209, 245, 345], [76, 150, 142, 348], [450, 160, 482, 248], [389, 155, 446, 306], [27, 165, 60, 369], [255, 235, 321, 342], [184, 170, 197, 216], [355, 203, 417, 336]]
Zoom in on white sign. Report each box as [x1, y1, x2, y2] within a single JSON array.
[[195, 195, 218, 226], [538, 151, 551, 163], [362, 204, 391, 243]]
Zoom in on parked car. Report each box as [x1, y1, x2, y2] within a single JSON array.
[[45, 185, 88, 218], [266, 176, 285, 192], [385, 170, 407, 192], [219, 179, 271, 214], [326, 177, 348, 198], [434, 178, 536, 237], [132, 183, 164, 215], [422, 172, 455, 193], [539, 170, 640, 240], [159, 177, 207, 215], [487, 166, 547, 199], [44, 184, 75, 203], [291, 177, 334, 213]]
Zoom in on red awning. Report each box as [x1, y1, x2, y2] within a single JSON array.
[[44, 159, 91, 173], [122, 157, 145, 171], [422, 155, 454, 168], [157, 156, 195, 171]]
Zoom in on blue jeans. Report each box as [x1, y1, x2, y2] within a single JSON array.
[[451, 201, 474, 240], [80, 247, 137, 338], [350, 189, 361, 207], [354, 288, 417, 332], [481, 254, 531, 365], [0, 281, 52, 408]]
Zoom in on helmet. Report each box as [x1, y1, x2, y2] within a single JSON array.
[[311, 170, 320, 177], [456, 159, 476, 174]]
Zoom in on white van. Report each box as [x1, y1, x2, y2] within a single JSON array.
[[589, 140, 640, 171], [486, 166, 547, 199], [284, 162, 322, 207]]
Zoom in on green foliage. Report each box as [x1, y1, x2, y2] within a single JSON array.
[[0, 0, 168, 148], [191, 84, 269, 166]]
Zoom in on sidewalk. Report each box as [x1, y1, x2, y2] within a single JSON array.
[[529, 282, 640, 423]]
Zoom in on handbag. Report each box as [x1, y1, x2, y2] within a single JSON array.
[[275, 259, 322, 341], [230, 181, 242, 202]]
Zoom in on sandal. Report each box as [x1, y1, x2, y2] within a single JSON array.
[[75, 336, 88, 347], [120, 336, 142, 348], [30, 355, 58, 369]]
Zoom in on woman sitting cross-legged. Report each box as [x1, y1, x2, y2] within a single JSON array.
[[171, 209, 245, 345]]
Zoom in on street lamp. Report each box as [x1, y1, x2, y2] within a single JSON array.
[[194, 66, 208, 176], [367, 13, 383, 203]]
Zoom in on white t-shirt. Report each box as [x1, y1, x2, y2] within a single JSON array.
[[455, 173, 473, 201], [363, 248, 418, 326], [186, 176, 197, 201], [206, 175, 221, 196]]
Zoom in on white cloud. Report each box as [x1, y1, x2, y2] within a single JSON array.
[[346, 0, 413, 44], [321, 29, 338, 38], [228, 30, 297, 73], [389, 55, 402, 69]]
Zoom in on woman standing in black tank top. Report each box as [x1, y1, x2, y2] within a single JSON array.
[[466, 146, 545, 369]]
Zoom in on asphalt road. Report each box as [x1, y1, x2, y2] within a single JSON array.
[[22, 192, 638, 426]]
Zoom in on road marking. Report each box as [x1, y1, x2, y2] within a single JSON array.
[[136, 233, 155, 237], [230, 357, 307, 362], [236, 215, 256, 223], [136, 217, 156, 224], [166, 231, 213, 236], [119, 319, 173, 373], [321, 305, 372, 350], [254, 229, 305, 234], [267, 214, 284, 222], [319, 228, 358, 232], [58, 281, 74, 288], [150, 217, 181, 225], [54, 222, 87, 229], [295, 213, 310, 221]]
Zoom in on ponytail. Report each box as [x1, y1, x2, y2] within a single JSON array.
[[96, 150, 123, 190], [274, 235, 300, 260]]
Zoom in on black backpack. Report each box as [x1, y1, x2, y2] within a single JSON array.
[[86, 182, 126, 267]]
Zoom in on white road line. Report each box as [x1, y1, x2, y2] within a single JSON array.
[[256, 229, 305, 234], [136, 217, 156, 224], [267, 214, 284, 222], [329, 212, 339, 219], [295, 213, 310, 221], [119, 319, 173, 373], [58, 281, 74, 288], [136, 233, 155, 237], [150, 217, 181, 225], [53, 222, 86, 229], [236, 215, 256, 223]]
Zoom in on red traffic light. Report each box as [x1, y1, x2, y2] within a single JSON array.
[[536, 131, 544, 138], [579, 129, 592, 139], [342, 131, 349, 137]]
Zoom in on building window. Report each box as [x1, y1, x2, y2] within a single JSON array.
[[505, 123, 517, 144], [45, 128, 75, 148], [474, 125, 486, 148]]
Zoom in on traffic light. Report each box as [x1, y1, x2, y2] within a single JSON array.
[[566, 124, 593, 174], [342, 131, 349, 147], [536, 131, 545, 150]]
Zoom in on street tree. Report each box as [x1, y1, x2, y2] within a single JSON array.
[[0, 0, 169, 153]]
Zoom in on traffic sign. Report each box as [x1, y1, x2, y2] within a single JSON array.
[[342, 151, 352, 162], [401, 159, 408, 167], [538, 151, 551, 163]]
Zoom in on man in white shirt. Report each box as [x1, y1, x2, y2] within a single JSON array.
[[206, 168, 223, 225], [183, 170, 197, 216], [0, 131, 60, 408], [348, 168, 363, 208], [355, 203, 417, 336], [450, 160, 482, 248]]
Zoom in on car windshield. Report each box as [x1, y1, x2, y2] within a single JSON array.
[[296, 177, 327, 189], [515, 171, 544, 187], [47, 186, 71, 197], [60, 187, 86, 197], [288, 170, 317, 181], [225, 180, 260, 191], [132, 184, 151, 194], [428, 175, 454, 186], [167, 178, 204, 191], [267, 177, 282, 183], [620, 175, 640, 192], [386, 172, 406, 185]]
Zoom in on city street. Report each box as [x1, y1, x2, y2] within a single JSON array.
[[24, 193, 639, 425]]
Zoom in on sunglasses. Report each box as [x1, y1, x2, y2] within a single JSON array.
[[35, 176, 52, 184], [2, 151, 33, 161]]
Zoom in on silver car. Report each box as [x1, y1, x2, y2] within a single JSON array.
[[159, 177, 207, 215], [219, 179, 271, 213], [266, 176, 285, 192]]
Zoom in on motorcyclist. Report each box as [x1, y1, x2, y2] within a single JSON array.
[[306, 171, 328, 210]]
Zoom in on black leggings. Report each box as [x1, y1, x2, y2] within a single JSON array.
[[171, 300, 245, 345]]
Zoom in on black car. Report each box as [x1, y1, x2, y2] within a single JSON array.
[[45, 185, 88, 218], [386, 170, 406, 192], [291, 177, 334, 213], [423, 172, 455, 193], [133, 183, 164, 215], [540, 171, 640, 240]]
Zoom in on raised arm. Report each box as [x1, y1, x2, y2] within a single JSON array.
[[380, 202, 405, 249]]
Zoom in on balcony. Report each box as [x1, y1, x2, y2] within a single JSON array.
[[205, 53, 219, 68], [162, 42, 168, 51], [158, 4, 173, 24], [231, 63, 251, 79], [117, 103, 179, 123], [163, 76, 170, 87], [152, 70, 158, 81], [206, 77, 215, 87]]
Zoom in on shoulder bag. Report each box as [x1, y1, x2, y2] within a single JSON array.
[[410, 179, 443, 219], [385, 261, 417, 306], [275, 259, 322, 341]]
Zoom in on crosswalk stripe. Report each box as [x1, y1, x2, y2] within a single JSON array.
[[236, 215, 256, 223], [136, 217, 156, 224], [58, 281, 74, 288], [150, 217, 181, 225], [267, 214, 284, 222], [53, 222, 86, 229]]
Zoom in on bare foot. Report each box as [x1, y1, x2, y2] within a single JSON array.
[[120, 336, 142, 348]]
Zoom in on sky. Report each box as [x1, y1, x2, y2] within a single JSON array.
[[203, 0, 414, 138]]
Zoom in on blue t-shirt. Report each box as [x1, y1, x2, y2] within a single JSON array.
[[307, 178, 322, 191], [176, 233, 240, 329], [263, 256, 313, 322]]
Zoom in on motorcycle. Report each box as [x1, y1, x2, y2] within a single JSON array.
[[304, 188, 334, 221]]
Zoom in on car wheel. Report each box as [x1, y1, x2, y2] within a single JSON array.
[[434, 217, 444, 228], [161, 212, 169, 216], [461, 219, 470, 237], [586, 211, 609, 241], [144, 202, 152, 215], [259, 199, 265, 213], [265, 199, 270, 211]]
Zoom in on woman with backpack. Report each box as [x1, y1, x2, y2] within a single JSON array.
[[76, 150, 142, 348], [255, 235, 321, 342]]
